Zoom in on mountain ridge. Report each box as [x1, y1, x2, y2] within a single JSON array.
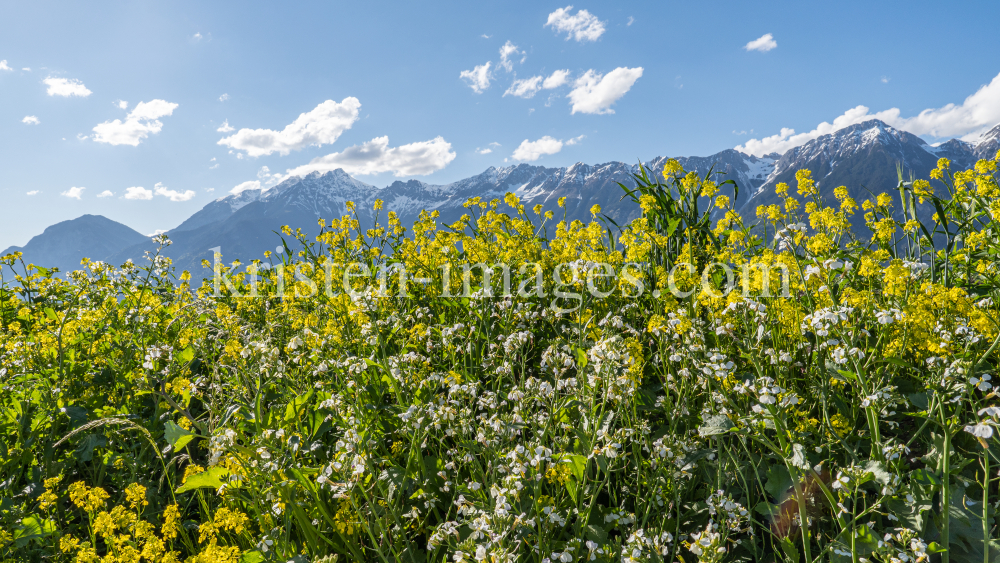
[[6, 119, 999, 279]]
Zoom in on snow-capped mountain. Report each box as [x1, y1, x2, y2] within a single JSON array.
[[9, 119, 998, 279], [738, 119, 999, 223]]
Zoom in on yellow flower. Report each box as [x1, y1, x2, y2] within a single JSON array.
[[912, 179, 933, 203], [59, 535, 81, 553], [162, 504, 182, 541], [545, 463, 572, 486], [39, 476, 61, 510], [714, 195, 730, 209], [93, 511, 117, 538], [213, 507, 250, 534], [663, 158, 683, 176], [334, 499, 358, 535], [590, 204, 602, 216], [67, 482, 109, 513], [125, 483, 148, 510], [796, 169, 817, 197], [829, 414, 852, 436], [557, 197, 567, 208], [183, 464, 206, 484]]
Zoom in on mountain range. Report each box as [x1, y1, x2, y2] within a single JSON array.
[[3, 119, 998, 279]]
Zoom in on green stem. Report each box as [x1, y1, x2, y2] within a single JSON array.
[[984, 445, 991, 563], [940, 401, 951, 563]]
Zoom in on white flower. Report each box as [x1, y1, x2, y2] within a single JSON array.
[[964, 423, 994, 439], [970, 373, 993, 391], [832, 472, 850, 490], [979, 406, 1000, 418]]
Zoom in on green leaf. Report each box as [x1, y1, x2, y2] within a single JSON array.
[[177, 347, 194, 364], [778, 536, 799, 563], [788, 443, 810, 470], [13, 515, 56, 546], [284, 390, 314, 423], [44, 308, 57, 322], [863, 460, 892, 486], [907, 392, 928, 410], [764, 464, 793, 502], [176, 466, 229, 493], [566, 454, 588, 482], [239, 551, 266, 563], [75, 434, 106, 463], [164, 421, 197, 451], [698, 414, 732, 437]]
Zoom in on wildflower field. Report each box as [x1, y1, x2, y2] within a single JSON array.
[[2, 156, 1000, 563]]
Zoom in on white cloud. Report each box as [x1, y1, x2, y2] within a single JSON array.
[[460, 62, 493, 93], [124, 186, 153, 200], [255, 165, 286, 188], [477, 142, 501, 154], [217, 98, 360, 157], [0, 60, 11, 71], [565, 134, 586, 145], [44, 77, 92, 97], [881, 76, 890, 84], [498, 41, 524, 72], [567, 67, 643, 115], [481, 34, 492, 39], [512, 136, 563, 161], [737, 71, 1000, 156], [543, 69, 571, 89], [97, 190, 114, 198], [219, 93, 229, 102], [505, 76, 543, 98], [217, 119, 235, 133], [76, 133, 88, 141], [154, 182, 196, 202], [546, 6, 606, 42], [22, 115, 39, 125], [114, 100, 128, 110], [61, 187, 85, 200], [26, 190, 39, 196], [22, 67, 30, 71], [627, 16, 635, 26], [230, 180, 261, 195], [92, 99, 179, 146], [744, 33, 777, 52], [192, 32, 203, 42], [285, 136, 456, 177]]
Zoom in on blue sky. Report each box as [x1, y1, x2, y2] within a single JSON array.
[[3, 0, 1000, 250]]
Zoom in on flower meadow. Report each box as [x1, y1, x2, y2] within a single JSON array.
[[2, 155, 1000, 563]]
